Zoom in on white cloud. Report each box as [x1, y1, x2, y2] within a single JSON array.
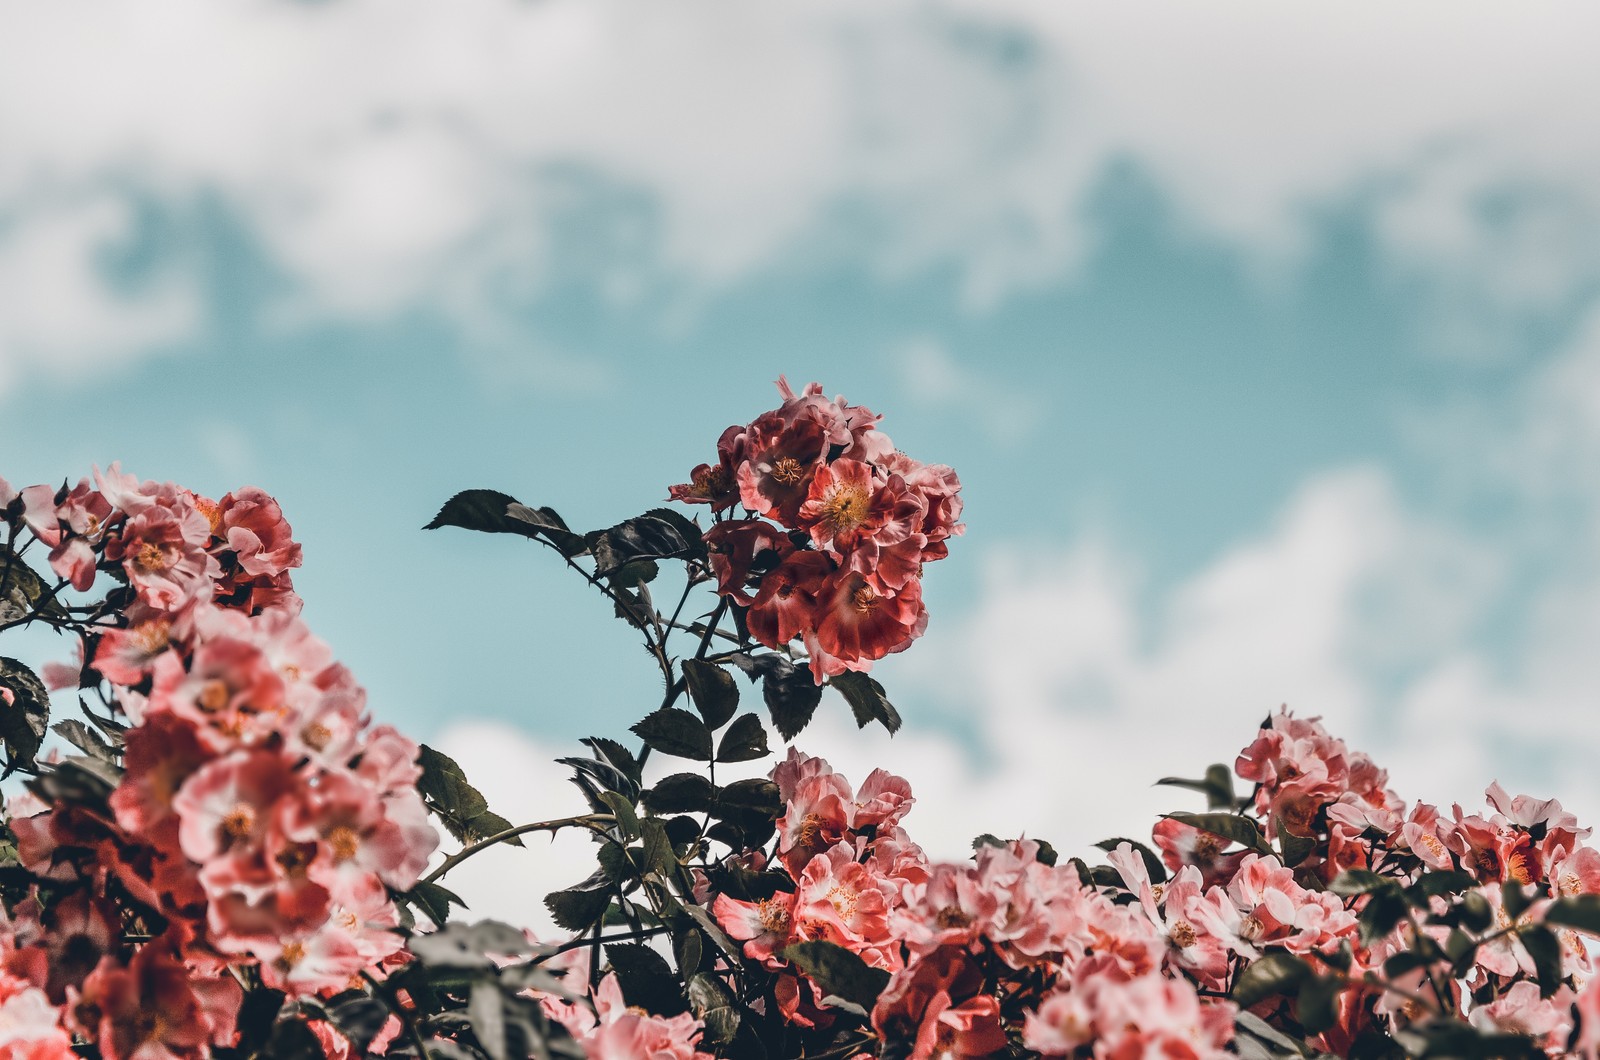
[[3, 0, 1599, 383]]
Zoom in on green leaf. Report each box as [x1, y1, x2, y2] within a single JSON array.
[[1276, 823, 1316, 868], [1460, 889, 1493, 933], [407, 880, 468, 927], [606, 943, 687, 1016], [1232, 951, 1312, 1007], [715, 713, 770, 763], [0, 545, 67, 623], [322, 993, 393, 1054], [687, 973, 741, 1046], [682, 659, 738, 730], [1328, 869, 1392, 896], [470, 979, 508, 1060], [781, 940, 892, 1013], [1519, 925, 1563, 997], [643, 773, 716, 814], [417, 745, 520, 846], [1156, 764, 1236, 810], [713, 779, 782, 827], [0, 657, 50, 778], [1163, 811, 1272, 856], [639, 817, 678, 877], [1296, 975, 1344, 1035], [544, 874, 614, 933], [423, 489, 589, 556], [1503, 880, 1535, 922], [1544, 894, 1600, 935], [597, 791, 640, 840], [410, 920, 535, 972], [631, 708, 712, 761], [582, 737, 642, 788], [1358, 887, 1411, 946], [51, 719, 115, 763], [730, 652, 823, 741], [591, 510, 705, 576], [830, 671, 902, 735]]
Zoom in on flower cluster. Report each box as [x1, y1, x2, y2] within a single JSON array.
[[0, 467, 434, 1058], [702, 711, 1600, 1059], [712, 749, 1237, 1058], [671, 378, 962, 680]]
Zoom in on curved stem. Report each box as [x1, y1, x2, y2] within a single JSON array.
[[421, 814, 614, 886]]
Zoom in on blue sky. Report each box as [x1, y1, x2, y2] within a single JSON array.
[[4, 0, 1600, 920]]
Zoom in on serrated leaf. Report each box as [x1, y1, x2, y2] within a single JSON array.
[[643, 773, 715, 814], [0, 657, 50, 778], [418, 745, 520, 847], [581, 737, 642, 788], [52, 719, 115, 763], [715, 713, 770, 763], [544, 873, 614, 933], [1163, 812, 1273, 856], [631, 708, 712, 761], [0, 545, 67, 624], [1232, 951, 1312, 1007], [830, 671, 902, 734], [408, 880, 468, 927], [682, 659, 738, 730], [688, 973, 740, 1045], [730, 653, 823, 741], [781, 940, 891, 1012]]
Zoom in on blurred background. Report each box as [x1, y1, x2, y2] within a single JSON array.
[[3, 0, 1599, 925]]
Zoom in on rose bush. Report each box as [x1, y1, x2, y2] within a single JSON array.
[[3, 379, 1600, 1058]]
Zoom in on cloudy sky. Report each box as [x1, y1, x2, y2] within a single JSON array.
[[4, 0, 1600, 925]]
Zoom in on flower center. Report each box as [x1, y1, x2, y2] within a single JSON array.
[[276, 842, 316, 878], [327, 825, 361, 862], [758, 899, 791, 934], [1169, 920, 1197, 948], [277, 941, 305, 971], [822, 484, 869, 533], [131, 620, 171, 655], [851, 585, 877, 614], [1192, 835, 1223, 859], [1238, 914, 1265, 943], [826, 884, 858, 919], [1417, 833, 1447, 861], [133, 541, 168, 573], [1507, 850, 1534, 885], [771, 457, 807, 485], [1562, 871, 1583, 895], [221, 804, 256, 843], [197, 679, 230, 713], [934, 906, 971, 930], [301, 722, 333, 751]]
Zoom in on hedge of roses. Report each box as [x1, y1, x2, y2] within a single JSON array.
[[2, 379, 1600, 1059]]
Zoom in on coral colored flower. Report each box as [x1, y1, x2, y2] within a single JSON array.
[[548, 974, 714, 1060], [872, 947, 1007, 1060]]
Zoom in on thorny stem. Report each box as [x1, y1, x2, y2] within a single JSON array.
[[421, 814, 615, 886]]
